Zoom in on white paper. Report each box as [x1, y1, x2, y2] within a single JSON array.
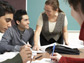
[[27, 58, 55, 63], [0, 52, 19, 62], [31, 49, 45, 53], [40, 43, 57, 52]]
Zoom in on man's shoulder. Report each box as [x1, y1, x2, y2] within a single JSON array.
[[27, 27, 33, 31], [26, 27, 34, 33], [6, 25, 17, 33], [25, 28, 34, 36]]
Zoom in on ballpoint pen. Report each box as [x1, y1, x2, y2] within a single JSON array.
[[21, 40, 31, 47], [52, 44, 55, 56], [35, 55, 42, 60], [21, 40, 33, 63]]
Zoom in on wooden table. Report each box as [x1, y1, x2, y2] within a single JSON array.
[[33, 49, 84, 61], [62, 49, 84, 58]]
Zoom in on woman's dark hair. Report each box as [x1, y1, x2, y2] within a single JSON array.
[[0, 0, 15, 17], [45, 0, 63, 12], [14, 9, 27, 25], [68, 0, 84, 14]]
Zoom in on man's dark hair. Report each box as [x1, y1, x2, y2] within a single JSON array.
[[0, 0, 15, 17], [14, 9, 27, 25], [68, 0, 84, 14]]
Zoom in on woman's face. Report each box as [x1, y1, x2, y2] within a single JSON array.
[[44, 4, 57, 18], [71, 6, 84, 26]]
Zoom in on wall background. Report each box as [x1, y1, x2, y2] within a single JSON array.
[[3, 0, 26, 25], [27, 0, 80, 31]]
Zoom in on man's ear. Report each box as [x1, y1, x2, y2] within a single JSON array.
[[16, 20, 20, 25]]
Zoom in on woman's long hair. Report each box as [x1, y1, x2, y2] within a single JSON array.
[[45, 0, 63, 13]]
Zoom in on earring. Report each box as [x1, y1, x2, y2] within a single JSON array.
[[55, 12, 58, 17]]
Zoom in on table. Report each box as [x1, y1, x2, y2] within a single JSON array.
[[33, 49, 84, 61], [62, 49, 84, 58]]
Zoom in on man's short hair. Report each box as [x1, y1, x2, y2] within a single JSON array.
[[14, 9, 27, 25], [0, 0, 15, 17]]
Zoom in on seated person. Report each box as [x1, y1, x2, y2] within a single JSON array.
[[0, 9, 34, 53], [0, 1, 32, 63]]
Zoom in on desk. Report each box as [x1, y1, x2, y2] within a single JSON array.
[[62, 49, 84, 58], [34, 49, 84, 60], [33, 52, 50, 60]]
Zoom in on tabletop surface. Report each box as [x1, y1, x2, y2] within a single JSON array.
[[33, 49, 84, 61]]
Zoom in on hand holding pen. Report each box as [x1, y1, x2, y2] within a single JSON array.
[[50, 44, 62, 62], [20, 40, 31, 50], [52, 44, 55, 56], [20, 43, 32, 63], [20, 40, 33, 63]]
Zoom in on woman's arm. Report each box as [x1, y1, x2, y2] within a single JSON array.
[[50, 53, 84, 63], [63, 26, 69, 45], [33, 13, 43, 50], [33, 25, 42, 50], [63, 16, 69, 45], [59, 56, 84, 63]]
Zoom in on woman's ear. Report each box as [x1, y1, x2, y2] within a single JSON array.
[[55, 9, 59, 16]]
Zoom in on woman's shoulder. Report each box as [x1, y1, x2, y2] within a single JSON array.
[[59, 12, 65, 15], [42, 12, 45, 14], [42, 12, 47, 15]]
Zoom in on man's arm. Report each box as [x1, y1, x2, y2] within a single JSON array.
[[0, 28, 21, 53], [1, 45, 32, 63], [0, 28, 15, 53]]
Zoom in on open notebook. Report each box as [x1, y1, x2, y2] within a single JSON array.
[[40, 42, 84, 52]]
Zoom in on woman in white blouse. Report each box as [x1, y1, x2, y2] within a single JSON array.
[[33, 0, 69, 50]]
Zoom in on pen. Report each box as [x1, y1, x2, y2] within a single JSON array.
[[21, 40, 32, 63], [52, 44, 55, 56], [35, 55, 42, 60], [21, 40, 27, 45], [21, 40, 30, 46]]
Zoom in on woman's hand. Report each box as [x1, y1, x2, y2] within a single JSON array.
[[50, 53, 62, 62], [33, 45, 40, 51]]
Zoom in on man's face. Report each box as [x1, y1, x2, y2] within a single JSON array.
[[0, 13, 13, 33], [17, 15, 30, 31]]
